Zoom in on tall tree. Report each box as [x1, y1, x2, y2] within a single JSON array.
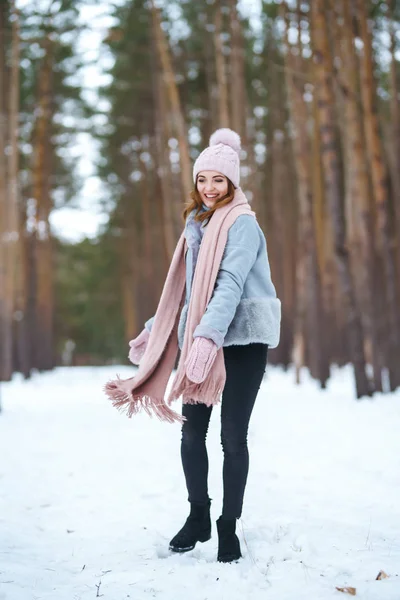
[[229, 0, 247, 138], [31, 36, 55, 370], [356, 0, 400, 390], [311, 0, 372, 397], [0, 0, 13, 383], [388, 0, 400, 280], [214, 1, 230, 128], [151, 0, 192, 199], [282, 2, 328, 387], [334, 0, 382, 391]]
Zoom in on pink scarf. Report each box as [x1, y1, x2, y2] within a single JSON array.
[[104, 188, 254, 423]]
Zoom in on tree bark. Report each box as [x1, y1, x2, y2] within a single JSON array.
[[120, 227, 137, 343], [4, 1, 24, 379], [388, 0, 400, 283], [356, 0, 400, 390], [271, 129, 294, 367], [139, 154, 155, 307], [151, 2, 192, 200], [214, 1, 230, 128], [152, 46, 177, 262], [0, 1, 12, 383], [229, 0, 246, 138], [282, 2, 328, 387], [334, 0, 383, 390], [311, 0, 372, 397], [31, 37, 55, 371]]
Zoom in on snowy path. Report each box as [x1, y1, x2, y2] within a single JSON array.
[[0, 365, 399, 600]]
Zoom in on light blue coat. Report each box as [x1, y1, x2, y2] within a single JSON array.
[[145, 205, 281, 350]]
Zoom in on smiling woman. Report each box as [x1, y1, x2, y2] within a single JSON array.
[[196, 171, 228, 208], [105, 127, 281, 564], [182, 128, 241, 222]]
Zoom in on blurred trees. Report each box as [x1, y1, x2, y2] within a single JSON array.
[[95, 0, 400, 396], [0, 0, 19, 382], [55, 235, 124, 363], [1, 0, 400, 398], [0, 0, 85, 380]]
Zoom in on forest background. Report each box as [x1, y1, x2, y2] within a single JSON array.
[[1, 0, 400, 399]]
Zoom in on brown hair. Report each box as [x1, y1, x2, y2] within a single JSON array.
[[182, 176, 236, 224]]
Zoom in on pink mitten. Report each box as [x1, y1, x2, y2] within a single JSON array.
[[185, 337, 218, 384], [128, 328, 150, 365]]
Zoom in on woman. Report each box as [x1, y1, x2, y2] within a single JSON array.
[[105, 128, 281, 563]]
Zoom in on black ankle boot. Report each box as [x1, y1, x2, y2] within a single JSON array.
[[169, 500, 211, 553], [216, 516, 242, 563]]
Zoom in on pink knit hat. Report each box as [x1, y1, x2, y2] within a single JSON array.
[[193, 128, 241, 188]]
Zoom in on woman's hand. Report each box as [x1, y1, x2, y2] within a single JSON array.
[[185, 337, 218, 383], [128, 328, 150, 365]]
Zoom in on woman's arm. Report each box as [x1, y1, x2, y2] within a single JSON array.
[[193, 215, 259, 348]]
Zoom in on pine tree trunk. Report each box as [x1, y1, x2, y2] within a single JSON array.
[[3, 0, 23, 381], [151, 2, 192, 200], [271, 129, 293, 366], [150, 134, 171, 280], [151, 31, 179, 261], [31, 37, 54, 371], [311, 86, 337, 367], [311, 0, 372, 397], [214, 1, 229, 128], [311, 92, 325, 279], [0, 1, 12, 384], [120, 228, 137, 343], [268, 38, 295, 367], [8, 6, 30, 378], [388, 0, 400, 283], [153, 99, 176, 262], [282, 2, 328, 387], [203, 7, 218, 136], [118, 178, 140, 342], [140, 157, 155, 306], [229, 0, 246, 138], [356, 0, 400, 390], [229, 0, 257, 203], [335, 0, 383, 390]]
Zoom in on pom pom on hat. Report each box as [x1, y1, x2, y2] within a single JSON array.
[[193, 127, 241, 188], [209, 128, 241, 155]]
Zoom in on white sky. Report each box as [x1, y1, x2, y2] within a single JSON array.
[[51, 2, 118, 242]]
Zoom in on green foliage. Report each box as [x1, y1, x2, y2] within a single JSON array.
[[98, 0, 154, 201], [55, 233, 125, 362]]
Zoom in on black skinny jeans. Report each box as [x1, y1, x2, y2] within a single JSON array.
[[180, 343, 268, 519]]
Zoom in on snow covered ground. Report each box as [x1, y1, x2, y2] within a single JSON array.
[[1, 364, 399, 600]]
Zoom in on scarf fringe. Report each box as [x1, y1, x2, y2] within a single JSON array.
[[168, 369, 224, 408], [104, 379, 184, 424]]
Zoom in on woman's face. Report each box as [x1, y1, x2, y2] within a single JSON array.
[[196, 171, 228, 208]]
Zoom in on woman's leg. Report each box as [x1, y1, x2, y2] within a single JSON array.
[[181, 402, 213, 504], [220, 343, 268, 519], [170, 403, 213, 552]]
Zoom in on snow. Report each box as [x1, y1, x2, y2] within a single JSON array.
[[1, 364, 399, 600]]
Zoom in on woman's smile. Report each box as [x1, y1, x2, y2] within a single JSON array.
[[197, 170, 229, 208]]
